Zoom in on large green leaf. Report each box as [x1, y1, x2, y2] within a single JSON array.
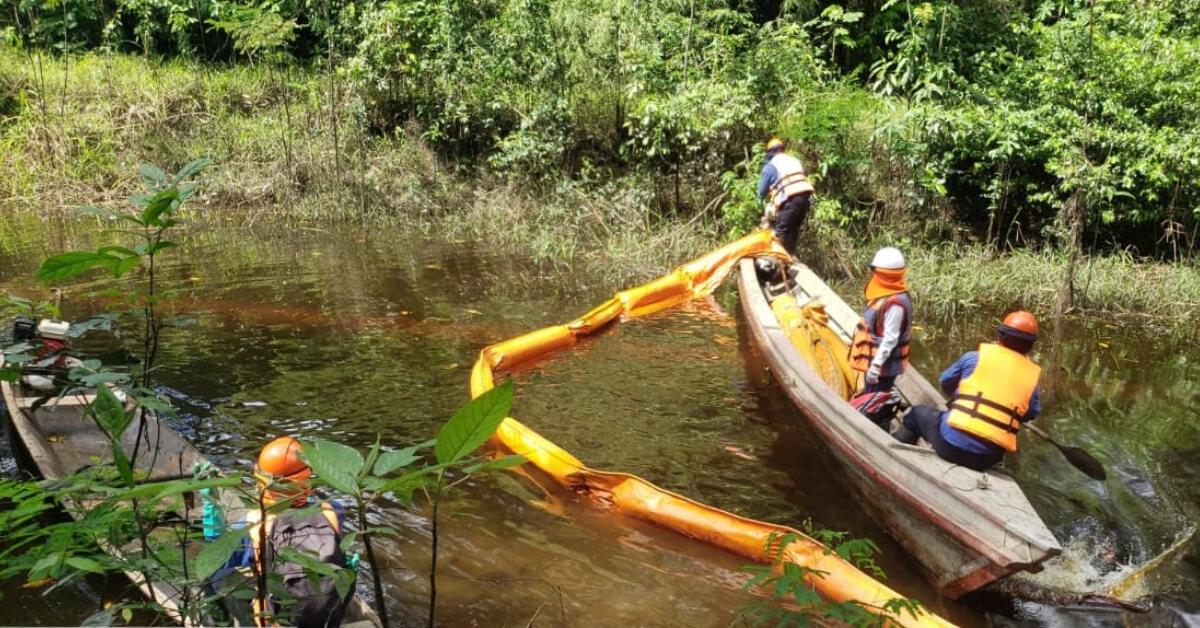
[[372, 438, 435, 476], [108, 476, 241, 504], [0, 368, 19, 382], [462, 454, 527, 474], [91, 386, 132, 440], [138, 163, 168, 190], [275, 547, 336, 577], [302, 439, 364, 497], [101, 255, 142, 278], [376, 469, 438, 506], [36, 252, 108, 283], [65, 556, 107, 575], [174, 158, 211, 183], [111, 444, 134, 487], [435, 382, 513, 465], [360, 436, 381, 481], [141, 189, 180, 226], [193, 527, 248, 581], [30, 551, 62, 577]]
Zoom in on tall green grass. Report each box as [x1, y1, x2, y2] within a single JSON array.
[[908, 245, 1200, 333], [818, 238, 1200, 336]]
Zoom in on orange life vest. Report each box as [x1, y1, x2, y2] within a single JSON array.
[[849, 293, 912, 376], [946, 343, 1041, 452], [246, 502, 341, 627]]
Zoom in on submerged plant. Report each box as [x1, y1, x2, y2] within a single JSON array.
[[737, 528, 923, 627]]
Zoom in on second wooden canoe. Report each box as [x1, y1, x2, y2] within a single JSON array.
[[1, 374, 382, 627]]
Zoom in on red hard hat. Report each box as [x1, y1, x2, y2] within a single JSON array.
[[256, 436, 311, 484], [1000, 310, 1038, 339]]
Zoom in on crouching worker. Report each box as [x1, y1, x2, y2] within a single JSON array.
[[229, 436, 355, 628], [892, 311, 1042, 472]]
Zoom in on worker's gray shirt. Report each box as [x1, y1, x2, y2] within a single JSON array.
[[872, 306, 905, 369]]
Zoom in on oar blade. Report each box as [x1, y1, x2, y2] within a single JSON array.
[[1061, 446, 1107, 481]]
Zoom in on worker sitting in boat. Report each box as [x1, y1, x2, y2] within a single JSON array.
[[849, 247, 912, 394], [757, 137, 814, 256], [892, 311, 1042, 472], [225, 436, 355, 628]]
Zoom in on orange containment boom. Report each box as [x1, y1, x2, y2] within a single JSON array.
[[469, 230, 955, 628]]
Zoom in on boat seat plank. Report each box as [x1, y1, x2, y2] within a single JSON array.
[[17, 394, 96, 409]]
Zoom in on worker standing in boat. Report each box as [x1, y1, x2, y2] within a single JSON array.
[[849, 247, 912, 394], [225, 436, 354, 627], [757, 137, 814, 256], [892, 311, 1042, 472]]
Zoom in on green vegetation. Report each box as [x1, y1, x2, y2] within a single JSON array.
[[1, 0, 1198, 329], [738, 529, 924, 627]]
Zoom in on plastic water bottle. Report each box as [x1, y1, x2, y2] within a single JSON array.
[[201, 487, 224, 541], [193, 461, 225, 541]]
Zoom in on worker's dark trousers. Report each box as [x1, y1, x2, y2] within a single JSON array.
[[773, 193, 812, 255], [896, 405, 1003, 472]]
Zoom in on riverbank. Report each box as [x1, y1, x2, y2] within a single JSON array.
[[2, 48, 1197, 335]]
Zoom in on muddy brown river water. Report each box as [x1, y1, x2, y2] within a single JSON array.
[[0, 217, 1196, 626]]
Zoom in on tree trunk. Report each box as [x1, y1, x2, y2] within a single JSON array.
[[323, 0, 341, 182], [1056, 190, 1085, 318]]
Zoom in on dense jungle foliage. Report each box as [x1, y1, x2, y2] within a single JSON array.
[[4, 0, 1200, 261]]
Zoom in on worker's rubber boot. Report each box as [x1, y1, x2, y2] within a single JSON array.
[[891, 426, 919, 445]]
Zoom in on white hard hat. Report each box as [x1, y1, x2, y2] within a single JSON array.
[[870, 247, 906, 270]]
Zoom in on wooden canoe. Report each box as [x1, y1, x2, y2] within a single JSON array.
[[0, 375, 381, 627], [736, 258, 1061, 598]]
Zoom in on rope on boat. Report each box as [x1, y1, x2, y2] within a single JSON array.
[[467, 230, 955, 628]]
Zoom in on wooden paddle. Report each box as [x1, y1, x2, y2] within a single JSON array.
[[1025, 423, 1107, 481]]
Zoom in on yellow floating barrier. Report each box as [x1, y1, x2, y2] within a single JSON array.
[[567, 297, 624, 335], [484, 324, 576, 371], [770, 295, 857, 400], [469, 230, 955, 628]]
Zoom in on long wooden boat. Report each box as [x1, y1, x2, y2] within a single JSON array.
[[1, 373, 381, 627], [736, 257, 1061, 598]]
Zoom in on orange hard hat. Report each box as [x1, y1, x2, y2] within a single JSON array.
[[765, 137, 785, 153], [999, 310, 1038, 339], [255, 436, 311, 485]]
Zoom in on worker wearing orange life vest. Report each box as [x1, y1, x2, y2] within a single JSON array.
[[757, 137, 814, 255], [892, 311, 1043, 472], [849, 247, 912, 394], [235, 437, 353, 628]]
